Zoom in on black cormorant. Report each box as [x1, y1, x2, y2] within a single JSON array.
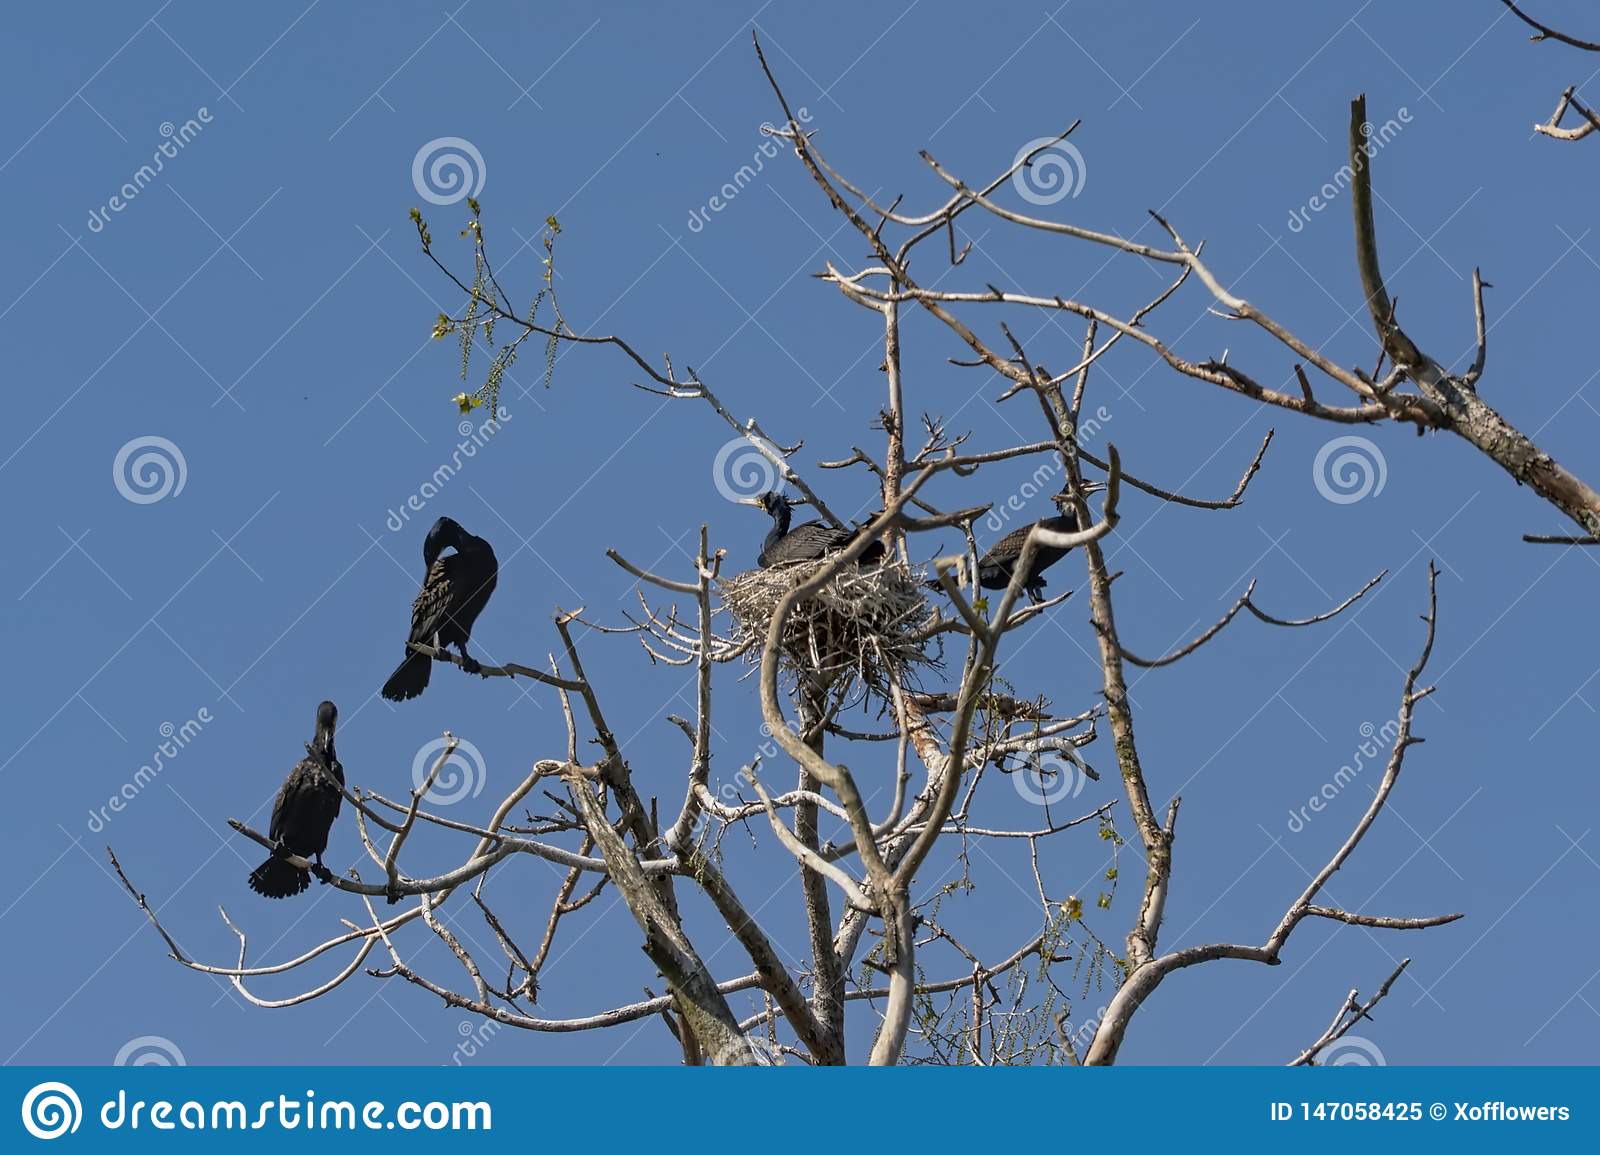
[[381, 516, 499, 701], [933, 481, 1105, 603], [247, 700, 344, 899], [745, 491, 887, 567]]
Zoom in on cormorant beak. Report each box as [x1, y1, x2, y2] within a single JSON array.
[[1053, 481, 1106, 508]]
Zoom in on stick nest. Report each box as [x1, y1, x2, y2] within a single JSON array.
[[718, 558, 938, 699]]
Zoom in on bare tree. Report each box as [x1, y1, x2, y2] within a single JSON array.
[[113, 33, 1521, 1065]]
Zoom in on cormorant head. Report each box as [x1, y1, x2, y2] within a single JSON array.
[[311, 700, 338, 767], [1050, 480, 1107, 526], [422, 516, 465, 568], [1051, 480, 1106, 507], [742, 491, 792, 522]]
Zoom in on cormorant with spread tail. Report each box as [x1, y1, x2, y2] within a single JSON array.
[[931, 481, 1105, 604], [744, 491, 886, 567], [247, 700, 344, 899], [381, 516, 499, 701]]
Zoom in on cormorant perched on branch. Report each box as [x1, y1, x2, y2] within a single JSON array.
[[744, 491, 887, 567], [933, 481, 1106, 604], [247, 700, 344, 899], [381, 516, 499, 702]]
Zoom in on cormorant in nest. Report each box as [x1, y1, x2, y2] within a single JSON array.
[[381, 516, 499, 701], [744, 491, 887, 567], [247, 700, 344, 899]]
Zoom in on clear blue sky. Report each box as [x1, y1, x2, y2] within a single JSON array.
[[3, 0, 1597, 1066]]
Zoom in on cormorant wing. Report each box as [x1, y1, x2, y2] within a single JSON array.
[[267, 758, 321, 842], [407, 555, 462, 645], [976, 524, 1033, 582], [760, 521, 856, 566]]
